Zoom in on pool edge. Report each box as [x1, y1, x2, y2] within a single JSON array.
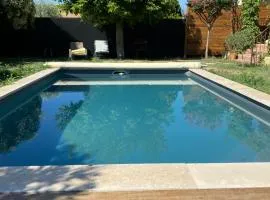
[[46, 61, 201, 70], [1, 163, 270, 194], [189, 69, 270, 109], [0, 68, 61, 101]]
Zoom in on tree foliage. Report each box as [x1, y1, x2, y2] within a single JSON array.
[[241, 0, 260, 31], [58, 0, 181, 27], [0, 0, 35, 29], [225, 28, 257, 54], [58, 0, 181, 58], [188, 0, 231, 28], [35, 3, 61, 17]]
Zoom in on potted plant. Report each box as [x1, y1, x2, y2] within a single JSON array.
[[225, 34, 238, 60]]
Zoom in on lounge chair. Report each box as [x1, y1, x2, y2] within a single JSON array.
[[69, 42, 88, 60]]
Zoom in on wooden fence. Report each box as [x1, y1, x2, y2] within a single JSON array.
[[186, 6, 270, 57]]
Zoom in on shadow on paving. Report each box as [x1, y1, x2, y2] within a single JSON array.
[[0, 165, 100, 200]]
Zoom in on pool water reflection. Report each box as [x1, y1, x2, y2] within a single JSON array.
[[0, 83, 270, 166]]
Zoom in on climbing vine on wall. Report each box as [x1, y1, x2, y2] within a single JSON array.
[[241, 0, 260, 34]]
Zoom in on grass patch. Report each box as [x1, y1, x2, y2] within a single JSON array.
[[203, 58, 270, 94], [0, 58, 48, 87]]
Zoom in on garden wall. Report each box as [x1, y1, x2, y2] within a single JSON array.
[[186, 6, 270, 57], [0, 18, 185, 59]]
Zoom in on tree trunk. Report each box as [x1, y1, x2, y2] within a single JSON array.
[[116, 22, 124, 59], [205, 26, 211, 59]]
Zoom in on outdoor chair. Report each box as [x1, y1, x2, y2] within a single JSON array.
[[69, 42, 88, 60], [94, 40, 109, 58]]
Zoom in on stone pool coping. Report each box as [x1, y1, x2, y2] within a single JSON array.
[[0, 63, 270, 195], [0, 68, 60, 101], [47, 61, 202, 69], [189, 69, 270, 109], [1, 163, 270, 194]]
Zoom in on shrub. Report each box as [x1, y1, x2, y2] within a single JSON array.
[[225, 28, 259, 54], [0, 69, 12, 81]]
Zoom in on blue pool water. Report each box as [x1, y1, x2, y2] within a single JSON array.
[[0, 71, 270, 166]]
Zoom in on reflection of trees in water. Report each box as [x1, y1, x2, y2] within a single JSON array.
[[0, 96, 42, 153], [227, 109, 270, 161], [182, 85, 228, 130], [183, 85, 270, 160], [56, 100, 84, 131], [55, 89, 90, 131], [55, 86, 179, 163]]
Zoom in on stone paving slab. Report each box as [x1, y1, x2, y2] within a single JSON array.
[[0, 164, 196, 193], [1, 163, 270, 194], [188, 163, 270, 189], [47, 61, 201, 69], [190, 69, 270, 108]]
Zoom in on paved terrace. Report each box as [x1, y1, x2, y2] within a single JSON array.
[[1, 164, 270, 199]]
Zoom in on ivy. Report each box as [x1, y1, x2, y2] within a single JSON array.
[[241, 0, 260, 33]]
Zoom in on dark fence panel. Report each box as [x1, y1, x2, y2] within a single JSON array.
[[124, 20, 185, 59], [0, 18, 185, 59], [0, 18, 109, 58]]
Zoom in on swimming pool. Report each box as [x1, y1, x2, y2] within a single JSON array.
[[0, 69, 269, 166]]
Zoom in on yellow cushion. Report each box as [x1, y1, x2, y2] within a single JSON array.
[[72, 48, 87, 56]]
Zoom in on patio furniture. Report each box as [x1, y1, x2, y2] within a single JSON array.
[[69, 42, 88, 60], [94, 40, 109, 58]]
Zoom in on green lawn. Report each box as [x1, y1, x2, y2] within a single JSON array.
[[203, 58, 270, 95], [0, 58, 48, 87]]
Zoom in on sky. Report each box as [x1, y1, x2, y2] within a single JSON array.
[[179, 0, 188, 13], [35, 0, 188, 13]]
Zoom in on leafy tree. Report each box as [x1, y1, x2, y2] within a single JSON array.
[[226, 28, 258, 56], [225, 0, 260, 64], [35, 3, 61, 17], [58, 0, 181, 59], [0, 0, 35, 29], [188, 0, 232, 58]]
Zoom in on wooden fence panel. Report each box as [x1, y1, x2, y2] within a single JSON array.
[[186, 6, 270, 56]]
